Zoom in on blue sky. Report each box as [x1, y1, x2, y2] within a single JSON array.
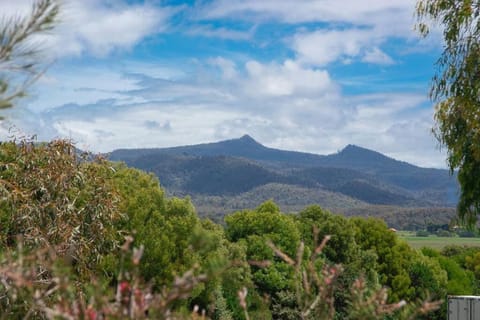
[[0, 0, 446, 167]]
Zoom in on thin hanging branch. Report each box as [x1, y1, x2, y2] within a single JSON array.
[[0, 0, 59, 114]]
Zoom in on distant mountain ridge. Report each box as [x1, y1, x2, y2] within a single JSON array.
[[108, 135, 459, 218], [110, 134, 326, 167]]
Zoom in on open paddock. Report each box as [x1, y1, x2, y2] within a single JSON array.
[[398, 232, 480, 249]]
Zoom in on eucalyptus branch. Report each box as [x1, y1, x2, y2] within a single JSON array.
[[0, 0, 59, 113]]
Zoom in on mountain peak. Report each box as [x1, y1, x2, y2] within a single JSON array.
[[231, 135, 264, 148], [334, 144, 417, 171], [340, 144, 382, 156], [238, 134, 257, 143], [342, 144, 367, 152]]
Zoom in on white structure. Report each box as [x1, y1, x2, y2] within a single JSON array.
[[448, 296, 480, 320]]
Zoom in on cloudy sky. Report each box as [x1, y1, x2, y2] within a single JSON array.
[[0, 0, 446, 167]]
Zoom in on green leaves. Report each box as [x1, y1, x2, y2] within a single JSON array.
[[0, 140, 122, 278], [416, 0, 480, 225]]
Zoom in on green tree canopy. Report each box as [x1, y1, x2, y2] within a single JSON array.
[[225, 201, 300, 296], [416, 0, 480, 225], [352, 217, 447, 303], [0, 140, 122, 278], [296, 205, 359, 265]]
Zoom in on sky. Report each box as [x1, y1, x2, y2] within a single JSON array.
[[0, 0, 447, 168]]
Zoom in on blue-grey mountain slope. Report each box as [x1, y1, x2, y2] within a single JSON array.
[[108, 135, 458, 209]]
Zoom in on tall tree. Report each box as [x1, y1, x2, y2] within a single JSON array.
[[416, 0, 480, 225], [0, 0, 58, 115]]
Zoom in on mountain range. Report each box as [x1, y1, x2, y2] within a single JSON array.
[[108, 135, 458, 229]]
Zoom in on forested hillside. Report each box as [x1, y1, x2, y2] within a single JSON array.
[[109, 135, 458, 228]]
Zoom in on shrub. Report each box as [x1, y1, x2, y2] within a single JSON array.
[[416, 230, 431, 237], [0, 140, 122, 278], [457, 230, 477, 238], [436, 230, 454, 237]]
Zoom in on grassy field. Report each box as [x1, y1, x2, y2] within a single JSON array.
[[398, 231, 480, 249]]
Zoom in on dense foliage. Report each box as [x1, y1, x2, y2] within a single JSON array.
[[416, 0, 480, 225], [0, 140, 121, 278]]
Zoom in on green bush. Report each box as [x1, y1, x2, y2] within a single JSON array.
[[416, 230, 431, 237], [0, 140, 122, 278], [436, 230, 454, 237], [458, 230, 477, 238]]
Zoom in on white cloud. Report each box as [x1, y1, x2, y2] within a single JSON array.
[[199, 0, 420, 67], [23, 65, 144, 112], [208, 57, 237, 79], [3, 0, 177, 58], [61, 2, 170, 56], [292, 29, 376, 66], [49, 103, 245, 152], [199, 0, 415, 33], [186, 25, 252, 40], [244, 59, 335, 96], [292, 25, 403, 66], [385, 119, 441, 164], [362, 47, 395, 65]]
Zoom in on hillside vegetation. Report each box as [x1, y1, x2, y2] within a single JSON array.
[[0, 139, 468, 319], [109, 135, 458, 229]]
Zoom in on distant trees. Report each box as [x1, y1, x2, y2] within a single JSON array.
[[416, 0, 480, 225]]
